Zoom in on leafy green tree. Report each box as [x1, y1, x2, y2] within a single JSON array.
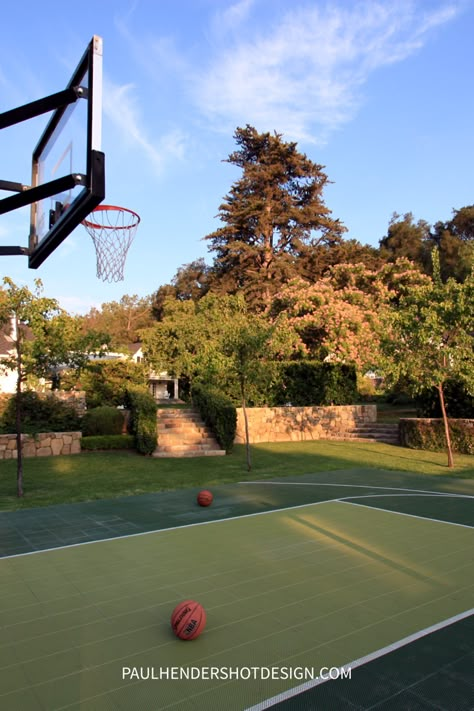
[[71, 359, 149, 408], [299, 239, 384, 282], [448, 205, 474, 242], [81, 294, 154, 348], [0, 278, 106, 496], [151, 259, 212, 320], [379, 212, 431, 268], [205, 125, 346, 310], [141, 293, 244, 384], [141, 292, 295, 405], [429, 206, 474, 282], [221, 319, 277, 471], [381, 252, 474, 467]]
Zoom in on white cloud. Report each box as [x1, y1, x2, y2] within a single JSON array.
[[211, 0, 255, 37], [103, 78, 187, 174], [194, 1, 461, 143]]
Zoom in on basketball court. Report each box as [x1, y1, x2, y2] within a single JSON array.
[[1, 32, 473, 711], [1, 470, 473, 710]]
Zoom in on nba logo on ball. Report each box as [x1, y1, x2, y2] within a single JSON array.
[[197, 490, 213, 507], [171, 600, 207, 640]]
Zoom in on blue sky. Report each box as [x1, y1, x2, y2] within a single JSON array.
[[1, 0, 473, 314]]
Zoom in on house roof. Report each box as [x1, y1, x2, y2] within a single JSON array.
[[128, 342, 143, 355]]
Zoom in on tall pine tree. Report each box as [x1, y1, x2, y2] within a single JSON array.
[[205, 125, 346, 310]]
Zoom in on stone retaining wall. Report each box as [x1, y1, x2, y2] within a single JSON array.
[[0, 432, 82, 459], [235, 405, 377, 444]]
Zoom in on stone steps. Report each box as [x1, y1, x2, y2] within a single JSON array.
[[153, 408, 226, 458], [324, 423, 400, 445]]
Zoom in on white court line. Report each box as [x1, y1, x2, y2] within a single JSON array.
[[338, 499, 474, 529], [2, 483, 472, 561], [244, 608, 474, 711], [0, 498, 338, 560], [241, 480, 474, 499]]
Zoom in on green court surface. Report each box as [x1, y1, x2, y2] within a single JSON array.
[[0, 470, 473, 710]]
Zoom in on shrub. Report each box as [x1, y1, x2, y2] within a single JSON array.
[[81, 434, 135, 451], [400, 418, 474, 455], [192, 383, 237, 453], [81, 406, 124, 436], [415, 380, 474, 419], [125, 385, 157, 455], [76, 360, 149, 409], [0, 391, 81, 434], [274, 362, 358, 406], [357, 375, 377, 401]]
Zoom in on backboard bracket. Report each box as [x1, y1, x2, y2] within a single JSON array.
[[0, 35, 104, 268], [0, 174, 86, 216], [0, 87, 81, 131]]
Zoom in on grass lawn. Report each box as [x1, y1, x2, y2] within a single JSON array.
[[1, 440, 473, 512], [375, 401, 417, 423]]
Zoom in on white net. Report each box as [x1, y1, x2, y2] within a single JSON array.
[[82, 205, 140, 282]]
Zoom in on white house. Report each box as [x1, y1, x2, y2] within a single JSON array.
[[129, 344, 180, 401], [0, 319, 22, 393], [0, 320, 180, 401]]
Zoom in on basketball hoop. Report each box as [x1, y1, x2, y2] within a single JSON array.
[[82, 205, 140, 282]]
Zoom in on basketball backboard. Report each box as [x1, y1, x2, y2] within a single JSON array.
[[0, 35, 105, 268]]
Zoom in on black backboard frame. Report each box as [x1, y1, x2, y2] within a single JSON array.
[[0, 36, 105, 268]]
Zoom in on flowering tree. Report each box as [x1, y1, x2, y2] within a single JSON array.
[[271, 260, 431, 374], [272, 278, 386, 372]]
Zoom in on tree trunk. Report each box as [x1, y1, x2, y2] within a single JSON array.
[[15, 325, 24, 497], [241, 380, 251, 472], [438, 382, 454, 468]]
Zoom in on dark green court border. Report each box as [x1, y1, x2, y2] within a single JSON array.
[[274, 614, 474, 710], [1, 468, 473, 558]]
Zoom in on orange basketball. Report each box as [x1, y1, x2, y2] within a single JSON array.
[[171, 600, 207, 640], [197, 490, 213, 507]]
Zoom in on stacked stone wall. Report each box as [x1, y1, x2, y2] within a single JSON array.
[[235, 405, 376, 444], [0, 432, 82, 459]]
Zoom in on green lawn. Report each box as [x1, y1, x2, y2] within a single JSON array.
[[375, 401, 417, 423], [1, 440, 473, 512]]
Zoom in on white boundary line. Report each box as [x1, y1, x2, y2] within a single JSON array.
[[338, 499, 474, 530], [244, 608, 474, 711], [2, 483, 472, 561], [241, 480, 474, 499], [0, 498, 336, 561]]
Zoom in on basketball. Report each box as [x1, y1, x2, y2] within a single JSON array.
[[171, 600, 207, 640], [197, 490, 213, 507]]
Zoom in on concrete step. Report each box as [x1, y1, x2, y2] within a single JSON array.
[[152, 449, 226, 458], [155, 408, 225, 457], [157, 423, 211, 432], [157, 435, 218, 446], [352, 424, 399, 433], [324, 435, 400, 444]]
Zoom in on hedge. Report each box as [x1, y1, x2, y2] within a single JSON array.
[[0, 391, 80, 434], [275, 362, 358, 406], [399, 418, 474, 455], [191, 384, 237, 453], [415, 380, 474, 419], [81, 406, 124, 436], [81, 434, 135, 451], [125, 386, 157, 455]]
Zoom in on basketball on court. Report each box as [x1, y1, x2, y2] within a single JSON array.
[[197, 490, 213, 506], [171, 600, 207, 640]]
